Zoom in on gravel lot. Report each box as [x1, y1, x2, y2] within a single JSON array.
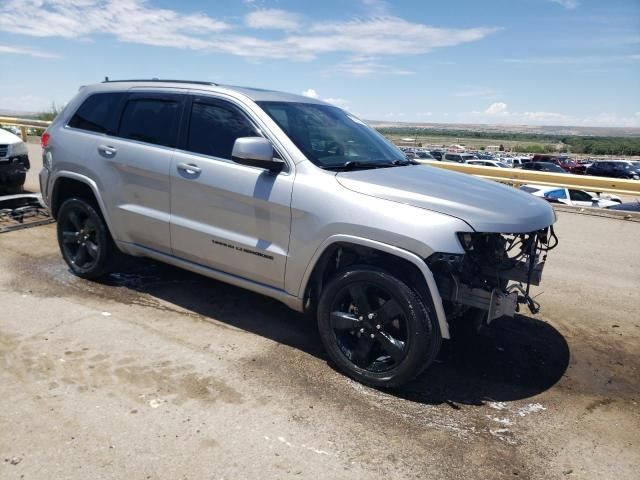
[[1, 208, 638, 479]]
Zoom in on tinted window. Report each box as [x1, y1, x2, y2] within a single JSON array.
[[119, 98, 180, 147], [187, 101, 257, 159], [68, 92, 124, 134], [569, 190, 593, 202]]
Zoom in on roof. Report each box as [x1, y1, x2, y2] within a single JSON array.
[[98, 79, 326, 105]]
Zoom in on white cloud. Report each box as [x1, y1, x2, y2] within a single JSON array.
[[0, 2, 498, 62], [302, 89, 319, 99], [464, 105, 640, 127], [323, 97, 350, 109], [486, 102, 508, 115], [0, 44, 59, 58], [360, 0, 389, 15], [245, 9, 301, 31], [334, 58, 414, 76], [548, 0, 580, 10], [0, 0, 230, 47], [301, 90, 350, 109]]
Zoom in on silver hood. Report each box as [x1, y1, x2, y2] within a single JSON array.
[[336, 164, 556, 233]]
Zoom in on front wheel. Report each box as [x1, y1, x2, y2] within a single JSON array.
[[317, 266, 442, 388], [56, 198, 118, 279]]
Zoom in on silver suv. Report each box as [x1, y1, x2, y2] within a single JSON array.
[[40, 79, 557, 387]]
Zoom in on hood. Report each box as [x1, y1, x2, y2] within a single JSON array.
[[0, 128, 23, 145], [336, 164, 555, 233]]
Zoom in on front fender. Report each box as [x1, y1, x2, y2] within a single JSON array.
[[297, 234, 450, 339]]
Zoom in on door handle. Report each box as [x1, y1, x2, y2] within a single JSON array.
[[97, 145, 117, 158], [177, 162, 202, 176]]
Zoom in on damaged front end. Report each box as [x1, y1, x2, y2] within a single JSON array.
[[427, 227, 559, 326]]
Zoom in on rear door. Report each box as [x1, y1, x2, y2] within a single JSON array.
[[169, 95, 293, 288], [100, 91, 185, 254]]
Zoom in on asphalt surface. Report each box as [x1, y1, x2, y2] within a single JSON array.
[[1, 201, 639, 479]]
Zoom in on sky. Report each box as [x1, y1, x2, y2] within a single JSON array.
[[0, 0, 638, 127]]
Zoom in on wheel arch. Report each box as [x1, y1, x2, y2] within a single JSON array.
[[50, 172, 109, 222], [299, 235, 450, 339]]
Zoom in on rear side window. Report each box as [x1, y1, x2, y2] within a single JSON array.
[[186, 101, 257, 159], [68, 92, 124, 134], [546, 189, 567, 200], [119, 98, 181, 147]]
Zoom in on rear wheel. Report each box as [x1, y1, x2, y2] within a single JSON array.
[[317, 266, 441, 388], [56, 198, 118, 279]]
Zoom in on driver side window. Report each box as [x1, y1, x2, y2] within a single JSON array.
[[186, 100, 258, 160]]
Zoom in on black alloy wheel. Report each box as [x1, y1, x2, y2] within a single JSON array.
[[317, 266, 442, 388], [57, 198, 118, 279], [329, 281, 409, 372]]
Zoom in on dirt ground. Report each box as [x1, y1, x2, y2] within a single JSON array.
[[1, 208, 638, 479]]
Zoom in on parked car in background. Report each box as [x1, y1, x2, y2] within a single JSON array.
[[530, 155, 583, 174], [466, 159, 509, 168], [606, 201, 640, 212], [586, 161, 640, 180], [429, 150, 443, 161], [0, 128, 30, 193], [415, 151, 435, 160], [521, 162, 567, 173], [443, 153, 477, 163], [501, 157, 524, 168], [520, 184, 621, 208], [474, 153, 496, 160]]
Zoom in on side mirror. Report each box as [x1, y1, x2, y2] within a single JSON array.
[[231, 137, 284, 173]]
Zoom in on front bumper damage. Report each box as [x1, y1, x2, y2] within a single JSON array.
[[427, 227, 558, 324]]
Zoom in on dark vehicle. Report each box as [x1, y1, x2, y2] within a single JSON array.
[[443, 153, 476, 163], [415, 151, 435, 160], [586, 161, 640, 180], [521, 162, 566, 173], [531, 154, 584, 174], [606, 201, 640, 212], [475, 153, 496, 160], [429, 150, 443, 161]]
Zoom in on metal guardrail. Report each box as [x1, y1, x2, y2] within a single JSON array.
[[419, 160, 640, 197], [0, 116, 51, 142]]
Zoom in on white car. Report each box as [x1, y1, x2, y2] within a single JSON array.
[[0, 128, 30, 192], [520, 184, 621, 208], [466, 159, 510, 168]]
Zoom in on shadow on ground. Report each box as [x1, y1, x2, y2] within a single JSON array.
[[100, 257, 570, 407]]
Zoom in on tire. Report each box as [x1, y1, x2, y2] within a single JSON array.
[[56, 197, 119, 279], [317, 266, 442, 388]]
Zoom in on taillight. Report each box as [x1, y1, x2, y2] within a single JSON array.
[[41, 132, 50, 148]]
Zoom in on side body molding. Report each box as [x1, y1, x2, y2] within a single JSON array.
[[297, 234, 451, 339]]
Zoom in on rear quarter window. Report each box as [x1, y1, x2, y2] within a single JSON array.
[[68, 92, 125, 134]]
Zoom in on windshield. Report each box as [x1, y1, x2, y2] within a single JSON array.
[[257, 101, 406, 169]]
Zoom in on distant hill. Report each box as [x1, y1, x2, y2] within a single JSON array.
[[0, 109, 40, 118], [366, 120, 640, 138]]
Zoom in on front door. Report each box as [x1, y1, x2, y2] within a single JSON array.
[[170, 96, 293, 289]]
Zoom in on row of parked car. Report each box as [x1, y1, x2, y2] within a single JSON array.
[[400, 148, 640, 181]]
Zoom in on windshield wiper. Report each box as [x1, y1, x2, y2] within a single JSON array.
[[323, 161, 397, 171]]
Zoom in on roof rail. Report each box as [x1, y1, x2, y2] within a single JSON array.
[[102, 77, 218, 86]]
